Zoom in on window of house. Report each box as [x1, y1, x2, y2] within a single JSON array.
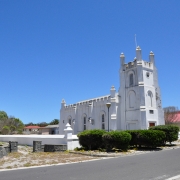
[[129, 74, 133, 86], [149, 110, 154, 114], [102, 114, 105, 130], [63, 120, 64, 123], [83, 117, 86, 130]]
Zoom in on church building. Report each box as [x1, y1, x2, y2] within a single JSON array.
[[59, 46, 165, 134]]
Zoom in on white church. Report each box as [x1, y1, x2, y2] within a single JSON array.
[[59, 46, 165, 134]]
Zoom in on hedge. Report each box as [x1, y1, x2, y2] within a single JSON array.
[[149, 125, 179, 144], [77, 129, 106, 150], [125, 130, 140, 147], [126, 130, 166, 148], [102, 131, 131, 151]]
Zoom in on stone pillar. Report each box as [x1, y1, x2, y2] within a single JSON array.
[[136, 46, 142, 61], [64, 123, 73, 150], [149, 51, 155, 65], [0, 146, 7, 158], [120, 52, 125, 67], [9, 141, 18, 153], [33, 141, 42, 152]]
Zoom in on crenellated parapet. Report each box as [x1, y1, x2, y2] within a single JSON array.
[[120, 46, 155, 71], [123, 59, 137, 70], [64, 95, 113, 109]]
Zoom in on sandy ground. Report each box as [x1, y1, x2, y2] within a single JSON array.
[[1, 141, 180, 170], [0, 144, 100, 170]]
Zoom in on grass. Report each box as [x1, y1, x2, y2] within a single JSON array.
[[0, 142, 6, 146], [6, 166, 12, 169], [1, 142, 178, 170]]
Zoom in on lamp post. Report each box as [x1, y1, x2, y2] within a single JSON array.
[[106, 103, 111, 132]]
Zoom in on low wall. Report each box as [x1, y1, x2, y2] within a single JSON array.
[[0, 141, 18, 158], [0, 135, 80, 150], [33, 141, 67, 152]]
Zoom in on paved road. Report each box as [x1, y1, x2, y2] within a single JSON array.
[[1, 148, 180, 180]]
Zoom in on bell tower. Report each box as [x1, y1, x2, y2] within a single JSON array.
[[118, 47, 164, 130]]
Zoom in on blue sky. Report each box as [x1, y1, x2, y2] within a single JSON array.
[[0, 0, 180, 124]]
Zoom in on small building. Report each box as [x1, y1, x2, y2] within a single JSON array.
[[39, 125, 59, 135], [23, 126, 40, 134]]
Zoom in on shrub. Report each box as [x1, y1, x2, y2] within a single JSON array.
[[102, 131, 131, 151], [125, 130, 140, 147], [149, 125, 179, 144], [77, 129, 106, 150], [2, 126, 10, 135], [126, 130, 166, 148]]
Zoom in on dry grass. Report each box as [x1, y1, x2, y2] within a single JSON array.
[[0, 145, 100, 170], [1, 141, 180, 170]]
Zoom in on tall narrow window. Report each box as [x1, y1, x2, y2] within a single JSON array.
[[147, 91, 153, 107], [102, 114, 105, 130], [129, 74, 133, 86], [68, 119, 71, 125], [83, 117, 86, 130]]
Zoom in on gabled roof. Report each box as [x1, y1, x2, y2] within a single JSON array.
[[24, 126, 40, 129], [40, 125, 59, 129], [166, 111, 180, 122], [173, 111, 180, 122]]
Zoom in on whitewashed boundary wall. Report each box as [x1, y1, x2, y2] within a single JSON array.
[[0, 123, 80, 150]]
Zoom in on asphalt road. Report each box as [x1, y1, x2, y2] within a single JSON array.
[[1, 148, 180, 180]]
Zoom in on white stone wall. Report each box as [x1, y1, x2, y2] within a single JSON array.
[[59, 93, 119, 134], [0, 134, 80, 150]]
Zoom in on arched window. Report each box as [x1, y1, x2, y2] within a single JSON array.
[[83, 116, 86, 130], [68, 118, 71, 125], [102, 114, 105, 130], [129, 74, 133, 86], [147, 91, 153, 107]]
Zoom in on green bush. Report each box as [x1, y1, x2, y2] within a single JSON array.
[[149, 125, 179, 144], [125, 130, 140, 147], [126, 130, 166, 148], [2, 126, 10, 135], [102, 131, 131, 151], [77, 129, 106, 150]]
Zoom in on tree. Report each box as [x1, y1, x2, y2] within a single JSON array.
[[0, 111, 8, 120], [0, 111, 24, 134], [25, 122, 34, 126], [49, 119, 59, 125], [2, 126, 10, 135], [164, 106, 179, 124], [37, 122, 48, 127]]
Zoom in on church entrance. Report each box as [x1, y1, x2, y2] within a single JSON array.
[[149, 122, 155, 127]]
